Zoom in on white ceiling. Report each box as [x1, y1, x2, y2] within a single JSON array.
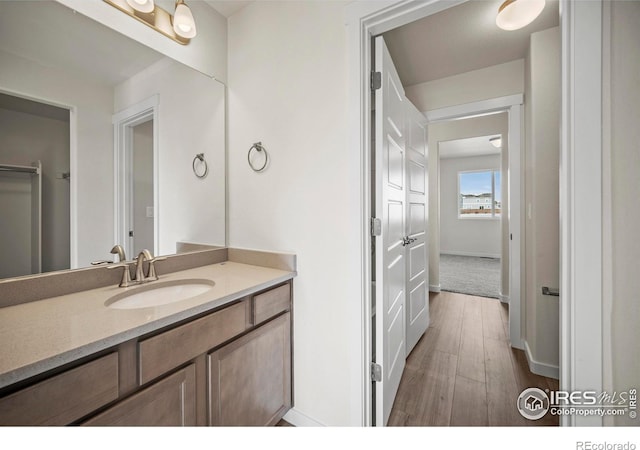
[[382, 0, 559, 86], [203, 0, 253, 18], [439, 135, 501, 159], [0, 93, 70, 121], [0, 1, 165, 87]]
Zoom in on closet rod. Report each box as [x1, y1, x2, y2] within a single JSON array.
[[0, 164, 40, 175]]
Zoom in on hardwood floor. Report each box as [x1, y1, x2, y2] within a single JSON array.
[[388, 291, 559, 426]]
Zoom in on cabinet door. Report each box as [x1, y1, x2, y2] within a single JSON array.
[[209, 313, 291, 426], [83, 365, 196, 426]]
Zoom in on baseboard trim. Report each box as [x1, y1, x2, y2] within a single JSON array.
[[429, 284, 441, 293], [524, 340, 559, 380], [498, 292, 509, 303], [282, 408, 326, 427], [440, 251, 501, 259]]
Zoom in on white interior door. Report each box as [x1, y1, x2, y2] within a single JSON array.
[[374, 35, 406, 426], [404, 100, 429, 356]]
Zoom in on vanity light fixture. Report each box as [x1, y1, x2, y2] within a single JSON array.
[[125, 0, 154, 14], [173, 0, 197, 39], [103, 0, 197, 45], [489, 137, 502, 148], [496, 0, 546, 31]]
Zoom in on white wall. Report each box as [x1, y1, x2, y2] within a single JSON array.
[[524, 27, 560, 372], [0, 49, 114, 268], [440, 154, 501, 258], [55, 0, 227, 82], [114, 58, 226, 256], [228, 1, 359, 426], [605, 0, 640, 426], [0, 107, 70, 275], [405, 59, 524, 112]]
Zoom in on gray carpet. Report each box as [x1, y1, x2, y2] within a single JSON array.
[[439, 254, 500, 299]]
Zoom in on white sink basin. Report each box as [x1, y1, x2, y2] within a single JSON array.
[[105, 279, 215, 310]]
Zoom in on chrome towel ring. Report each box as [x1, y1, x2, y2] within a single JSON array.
[[248, 142, 269, 172], [192, 153, 208, 178]]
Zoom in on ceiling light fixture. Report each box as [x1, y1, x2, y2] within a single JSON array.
[[490, 137, 502, 148], [104, 0, 197, 45], [496, 0, 546, 31]]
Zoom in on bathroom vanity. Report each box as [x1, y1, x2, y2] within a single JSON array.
[[0, 248, 296, 426]]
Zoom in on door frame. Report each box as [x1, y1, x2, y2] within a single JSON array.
[[426, 94, 524, 350], [112, 95, 159, 260], [346, 0, 604, 426]]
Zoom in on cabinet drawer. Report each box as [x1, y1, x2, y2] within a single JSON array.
[[83, 364, 196, 426], [139, 301, 248, 384], [0, 353, 119, 425], [253, 284, 291, 325]]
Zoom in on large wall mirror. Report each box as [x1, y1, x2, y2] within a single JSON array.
[[0, 0, 226, 280]]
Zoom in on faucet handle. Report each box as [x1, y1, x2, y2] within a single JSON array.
[[110, 245, 126, 262], [146, 256, 167, 281], [107, 262, 133, 287]]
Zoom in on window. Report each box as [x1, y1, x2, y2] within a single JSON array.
[[458, 170, 501, 218]]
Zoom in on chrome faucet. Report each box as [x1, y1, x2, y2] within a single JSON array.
[[134, 249, 167, 284], [134, 249, 153, 283], [110, 245, 126, 262], [108, 247, 166, 288]]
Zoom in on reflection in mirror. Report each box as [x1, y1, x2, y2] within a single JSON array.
[[0, 94, 70, 279], [131, 119, 155, 257], [0, 0, 226, 280]]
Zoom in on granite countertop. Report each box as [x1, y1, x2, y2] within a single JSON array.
[[0, 260, 295, 390]]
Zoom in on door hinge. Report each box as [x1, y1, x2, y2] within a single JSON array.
[[371, 71, 382, 91], [129, 230, 134, 237], [370, 362, 382, 382], [371, 217, 382, 237]]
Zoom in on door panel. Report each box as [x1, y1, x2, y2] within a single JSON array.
[[388, 135, 404, 188], [409, 203, 426, 235], [409, 160, 425, 193], [404, 96, 429, 357], [409, 281, 427, 323], [374, 36, 407, 426], [410, 243, 426, 279]]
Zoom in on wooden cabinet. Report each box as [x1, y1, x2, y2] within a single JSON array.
[[209, 312, 291, 426], [83, 365, 196, 426], [138, 300, 248, 384], [0, 280, 293, 427], [0, 353, 118, 426]]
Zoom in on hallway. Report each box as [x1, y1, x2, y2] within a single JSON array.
[[388, 291, 559, 426]]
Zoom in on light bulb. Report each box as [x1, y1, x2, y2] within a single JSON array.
[[173, 2, 197, 39], [496, 0, 546, 31], [126, 0, 155, 14]]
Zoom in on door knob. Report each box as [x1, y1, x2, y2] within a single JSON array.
[[401, 236, 417, 247]]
